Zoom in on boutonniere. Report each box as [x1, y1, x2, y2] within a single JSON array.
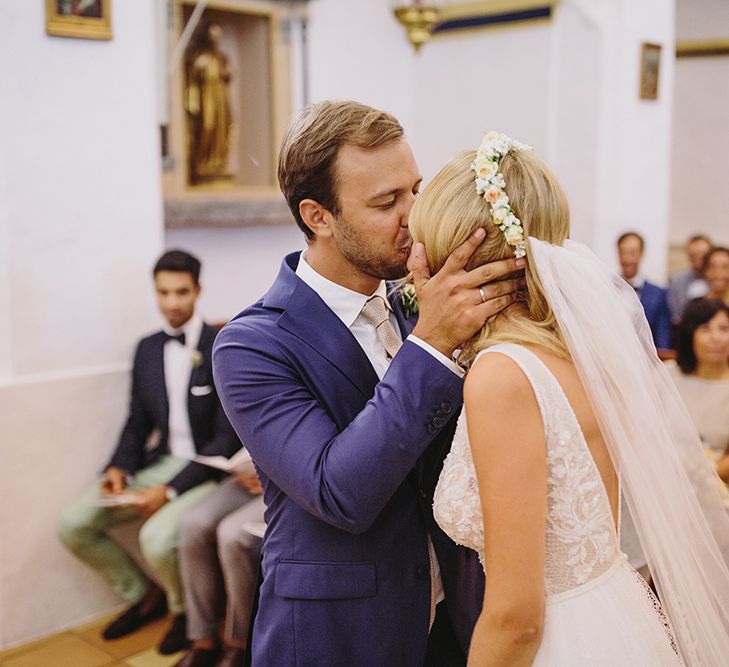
[[401, 283, 419, 318], [191, 350, 203, 369]]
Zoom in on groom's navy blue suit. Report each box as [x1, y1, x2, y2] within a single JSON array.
[[213, 252, 484, 666]]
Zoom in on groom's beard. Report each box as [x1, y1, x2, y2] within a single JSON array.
[[333, 215, 410, 281]]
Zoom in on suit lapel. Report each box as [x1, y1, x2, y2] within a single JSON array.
[[278, 281, 380, 398], [268, 253, 380, 399], [188, 323, 212, 389], [151, 333, 169, 424]]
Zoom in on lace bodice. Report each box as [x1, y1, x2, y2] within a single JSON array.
[[433, 344, 621, 598]]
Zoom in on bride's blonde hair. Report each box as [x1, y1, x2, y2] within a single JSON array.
[[409, 147, 571, 370]]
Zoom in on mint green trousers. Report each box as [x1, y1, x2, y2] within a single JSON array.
[[57, 456, 216, 614]]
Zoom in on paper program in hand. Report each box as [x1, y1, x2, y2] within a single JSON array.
[[193, 447, 254, 475]]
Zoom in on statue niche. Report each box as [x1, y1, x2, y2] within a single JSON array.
[[185, 21, 234, 184]]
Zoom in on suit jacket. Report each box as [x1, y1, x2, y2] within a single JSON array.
[[213, 253, 484, 667], [667, 270, 708, 322], [638, 281, 672, 350], [107, 322, 240, 494]]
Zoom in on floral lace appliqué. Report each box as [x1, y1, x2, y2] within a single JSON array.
[[433, 344, 620, 597]]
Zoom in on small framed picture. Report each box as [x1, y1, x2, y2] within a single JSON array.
[[46, 0, 112, 41], [639, 42, 661, 100]]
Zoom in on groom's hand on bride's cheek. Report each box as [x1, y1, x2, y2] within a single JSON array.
[[409, 227, 526, 358]]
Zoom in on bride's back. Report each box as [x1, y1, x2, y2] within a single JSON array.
[[523, 344, 620, 530]]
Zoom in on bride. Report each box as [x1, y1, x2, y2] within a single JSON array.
[[409, 133, 729, 665]]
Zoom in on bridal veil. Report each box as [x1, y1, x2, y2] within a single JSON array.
[[530, 237, 729, 665]]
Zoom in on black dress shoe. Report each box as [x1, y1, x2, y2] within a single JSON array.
[[216, 647, 246, 667], [158, 613, 189, 655], [173, 646, 221, 667], [101, 594, 168, 640]]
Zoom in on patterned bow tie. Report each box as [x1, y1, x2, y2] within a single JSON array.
[[164, 332, 186, 346]]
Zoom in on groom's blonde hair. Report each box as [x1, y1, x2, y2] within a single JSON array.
[[409, 148, 571, 369], [278, 100, 404, 240]]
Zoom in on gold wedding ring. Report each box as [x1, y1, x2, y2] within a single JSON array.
[[479, 287, 486, 303]]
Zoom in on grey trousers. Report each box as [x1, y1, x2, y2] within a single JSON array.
[[178, 476, 265, 642]]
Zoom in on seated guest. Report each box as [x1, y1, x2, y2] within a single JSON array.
[[617, 231, 672, 349], [668, 298, 729, 482], [58, 250, 240, 655], [174, 471, 265, 667], [704, 246, 729, 306], [667, 234, 711, 322]]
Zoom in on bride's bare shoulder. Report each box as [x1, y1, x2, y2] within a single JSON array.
[[463, 351, 540, 429]]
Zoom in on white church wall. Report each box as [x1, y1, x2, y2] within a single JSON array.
[[670, 0, 729, 248], [306, 0, 416, 129], [0, 0, 163, 648], [410, 21, 553, 184], [591, 0, 675, 282]]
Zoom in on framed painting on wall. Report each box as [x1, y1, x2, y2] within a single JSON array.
[[639, 42, 661, 100], [46, 0, 112, 41]]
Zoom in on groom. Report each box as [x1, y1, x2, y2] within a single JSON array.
[[213, 100, 524, 666]]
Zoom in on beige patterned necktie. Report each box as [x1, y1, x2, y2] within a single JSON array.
[[360, 296, 402, 360]]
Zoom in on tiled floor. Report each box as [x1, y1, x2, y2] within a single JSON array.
[[0, 614, 184, 667]]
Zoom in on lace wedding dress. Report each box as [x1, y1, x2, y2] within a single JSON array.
[[433, 343, 683, 665]]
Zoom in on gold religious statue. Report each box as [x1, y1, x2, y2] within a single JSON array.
[[185, 22, 234, 184]]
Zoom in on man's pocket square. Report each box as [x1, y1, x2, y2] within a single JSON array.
[[144, 428, 161, 451], [190, 385, 213, 396]]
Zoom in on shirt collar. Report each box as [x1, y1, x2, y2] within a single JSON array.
[[626, 274, 646, 290], [295, 250, 391, 328], [162, 312, 203, 348]]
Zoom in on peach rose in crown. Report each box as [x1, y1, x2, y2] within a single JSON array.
[[484, 185, 502, 203]]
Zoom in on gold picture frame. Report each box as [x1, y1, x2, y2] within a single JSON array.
[[639, 42, 661, 100], [46, 0, 112, 41]]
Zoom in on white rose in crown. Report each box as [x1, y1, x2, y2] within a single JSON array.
[[474, 177, 489, 194], [504, 224, 524, 245], [473, 156, 498, 180], [492, 194, 509, 209], [492, 206, 509, 222], [502, 212, 519, 228]]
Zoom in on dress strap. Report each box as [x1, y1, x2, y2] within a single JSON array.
[[474, 344, 592, 457], [474, 344, 562, 418]]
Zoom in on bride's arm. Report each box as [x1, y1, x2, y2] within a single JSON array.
[[465, 353, 547, 667]]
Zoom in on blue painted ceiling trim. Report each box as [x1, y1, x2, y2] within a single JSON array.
[[433, 6, 552, 34]]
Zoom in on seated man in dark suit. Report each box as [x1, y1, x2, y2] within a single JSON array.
[[58, 250, 240, 655], [617, 231, 673, 350]]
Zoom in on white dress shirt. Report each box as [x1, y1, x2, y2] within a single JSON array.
[[296, 253, 446, 606], [162, 313, 203, 460], [626, 274, 646, 292], [295, 252, 462, 378]]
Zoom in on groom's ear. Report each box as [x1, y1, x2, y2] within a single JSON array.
[[299, 199, 334, 240]]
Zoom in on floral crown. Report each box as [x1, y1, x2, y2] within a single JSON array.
[[471, 131, 532, 258]]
